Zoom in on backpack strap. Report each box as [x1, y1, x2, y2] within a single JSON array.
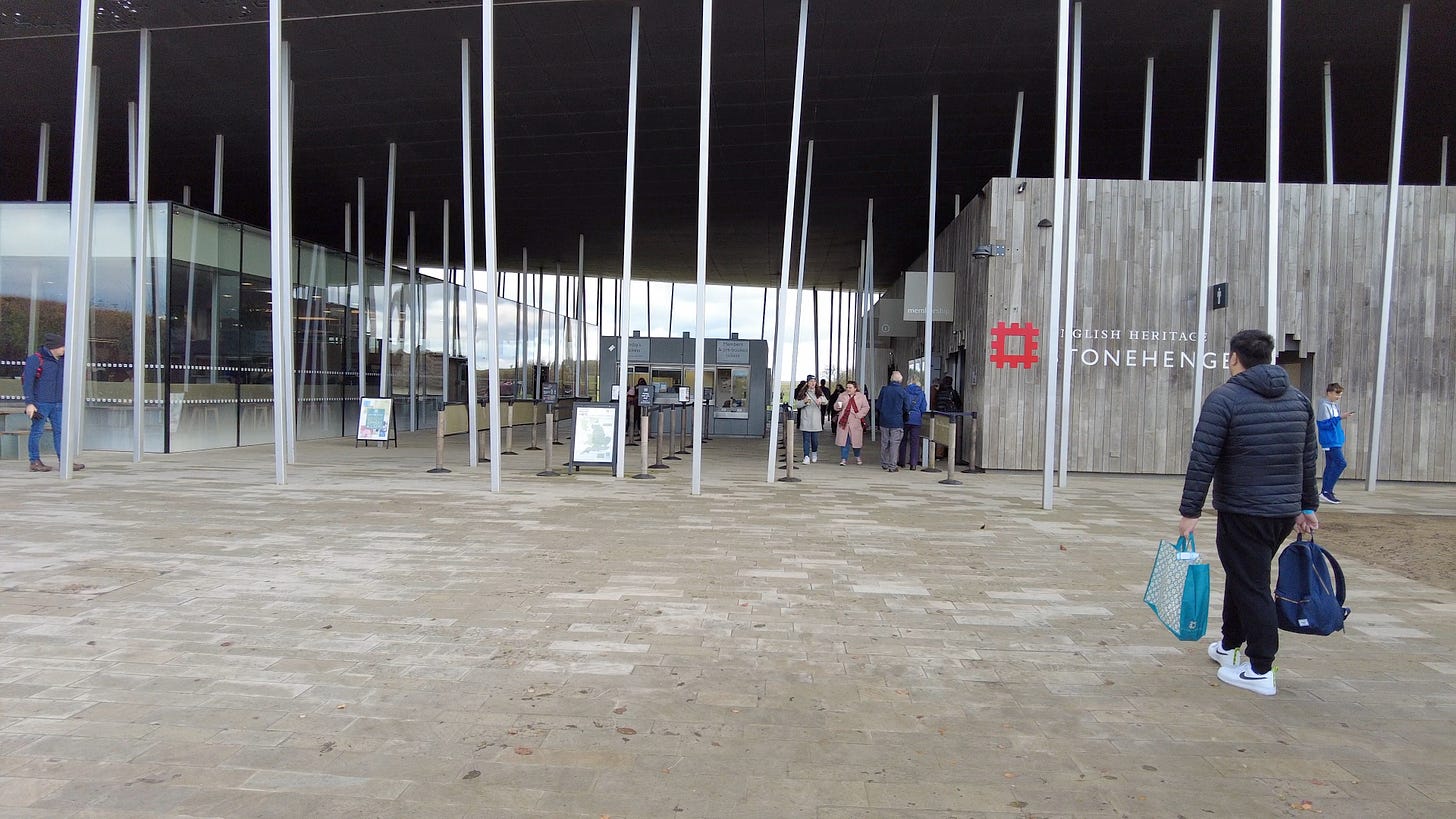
[[1317, 545, 1348, 607]]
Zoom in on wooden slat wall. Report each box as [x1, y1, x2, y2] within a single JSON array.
[[890, 178, 1456, 482]]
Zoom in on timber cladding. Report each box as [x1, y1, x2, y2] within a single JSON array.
[[893, 177, 1456, 482]]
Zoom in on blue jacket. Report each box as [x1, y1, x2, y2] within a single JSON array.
[[22, 347, 64, 405], [876, 382, 909, 429], [1179, 364, 1319, 518], [1316, 398, 1345, 448], [904, 383, 928, 426]]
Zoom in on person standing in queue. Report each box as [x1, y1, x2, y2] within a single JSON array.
[[833, 380, 869, 465], [900, 377, 928, 468], [875, 371, 909, 472]]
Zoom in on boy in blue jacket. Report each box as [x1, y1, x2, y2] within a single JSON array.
[[1316, 382, 1352, 504]]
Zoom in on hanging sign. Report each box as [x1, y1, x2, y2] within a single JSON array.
[[716, 339, 750, 364]]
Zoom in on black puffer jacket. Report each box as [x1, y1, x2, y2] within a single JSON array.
[[1179, 364, 1319, 518]]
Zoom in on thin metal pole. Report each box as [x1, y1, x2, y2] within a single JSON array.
[[619, 0, 639, 479], [441, 199, 450, 403], [481, 12, 507, 491], [1265, 0, 1283, 341], [408, 210, 418, 431], [923, 97, 938, 402], [60, 17, 98, 482], [213, 133, 224, 215], [345, 203, 351, 253], [459, 39, 482, 469], [1441, 135, 1448, 186], [1368, 3, 1411, 493], [132, 29, 151, 462], [283, 58, 297, 463], [760, 285, 768, 340], [766, 0, 809, 484], [380, 142, 397, 398], [811, 286, 820, 378], [1040, 0, 1071, 510], [36, 122, 50, 201], [356, 177, 366, 403], [856, 201, 867, 399], [646, 279, 653, 334], [1010, 91, 1024, 178], [789, 140, 815, 397], [266, 0, 287, 485], [1323, 61, 1335, 184], [691, 0, 714, 496], [127, 102, 136, 201], [576, 234, 585, 392], [1142, 57, 1154, 181], [1193, 10, 1221, 430], [534, 268, 544, 398], [1057, 2, 1084, 488], [182, 185, 190, 206], [554, 263, 562, 385]]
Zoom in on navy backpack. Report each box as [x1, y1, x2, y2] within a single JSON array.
[[1274, 535, 1350, 636]]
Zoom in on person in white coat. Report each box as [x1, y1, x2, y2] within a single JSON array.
[[792, 375, 828, 463]]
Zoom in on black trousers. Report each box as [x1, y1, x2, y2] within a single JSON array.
[[1215, 511, 1296, 674]]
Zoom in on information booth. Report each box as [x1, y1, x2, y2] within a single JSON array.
[[599, 332, 770, 437]]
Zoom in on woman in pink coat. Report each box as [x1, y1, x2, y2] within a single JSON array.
[[833, 380, 870, 465]]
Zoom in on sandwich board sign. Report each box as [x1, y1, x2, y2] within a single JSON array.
[[357, 397, 396, 447]]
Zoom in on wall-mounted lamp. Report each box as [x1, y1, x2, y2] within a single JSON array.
[[1036, 218, 1053, 228], [971, 244, 1006, 259]]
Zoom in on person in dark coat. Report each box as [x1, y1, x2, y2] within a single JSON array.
[[1178, 329, 1319, 697], [21, 332, 84, 473]]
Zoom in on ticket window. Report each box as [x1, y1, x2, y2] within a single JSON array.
[[716, 367, 750, 418]]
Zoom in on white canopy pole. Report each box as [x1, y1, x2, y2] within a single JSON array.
[[459, 39, 481, 468], [266, 0, 287, 484], [380, 142, 397, 399], [789, 140, 815, 395], [482, 6, 506, 490], [1040, 0, 1071, 510], [1141, 58, 1154, 180], [60, 7, 98, 482], [1264, 0, 1283, 340], [131, 30, 151, 463], [765, 0, 810, 484], [1323, 61, 1335, 184], [1193, 11, 1222, 425], [1367, 3, 1411, 493], [690, 0, 714, 496], [1057, 2, 1085, 488], [615, 7, 641, 478], [922, 97, 938, 408], [1010, 91, 1024, 178]]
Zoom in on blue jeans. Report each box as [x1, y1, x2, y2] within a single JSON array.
[[801, 430, 819, 455], [28, 401, 62, 463], [1322, 447, 1346, 495], [840, 443, 861, 460]]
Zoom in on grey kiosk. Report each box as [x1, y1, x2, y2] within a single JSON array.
[[600, 332, 771, 437]]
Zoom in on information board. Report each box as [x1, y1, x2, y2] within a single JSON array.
[[716, 339, 750, 365], [357, 397, 394, 442], [541, 382, 559, 405], [636, 383, 655, 407], [569, 403, 619, 467]]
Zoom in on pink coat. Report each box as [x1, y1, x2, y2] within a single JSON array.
[[833, 392, 868, 448]]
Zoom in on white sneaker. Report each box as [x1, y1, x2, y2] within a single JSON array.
[[810, 452, 818, 463], [1217, 661, 1276, 696], [1207, 640, 1241, 669], [802, 455, 811, 464]]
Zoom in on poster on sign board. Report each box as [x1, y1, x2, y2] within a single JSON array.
[[357, 397, 393, 442]]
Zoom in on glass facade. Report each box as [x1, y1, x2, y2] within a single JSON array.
[[0, 201, 598, 455]]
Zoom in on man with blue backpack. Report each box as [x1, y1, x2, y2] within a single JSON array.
[[1177, 330, 1320, 696]]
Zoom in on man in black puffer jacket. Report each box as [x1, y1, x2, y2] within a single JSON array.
[[1178, 329, 1320, 697]]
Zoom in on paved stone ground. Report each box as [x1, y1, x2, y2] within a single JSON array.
[[2, 429, 1454, 818]]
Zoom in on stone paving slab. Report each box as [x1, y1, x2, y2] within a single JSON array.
[[2, 431, 1454, 817]]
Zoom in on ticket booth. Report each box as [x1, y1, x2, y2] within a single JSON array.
[[600, 332, 770, 436]]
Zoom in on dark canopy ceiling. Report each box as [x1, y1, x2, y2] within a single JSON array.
[[2, 0, 1453, 288]]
